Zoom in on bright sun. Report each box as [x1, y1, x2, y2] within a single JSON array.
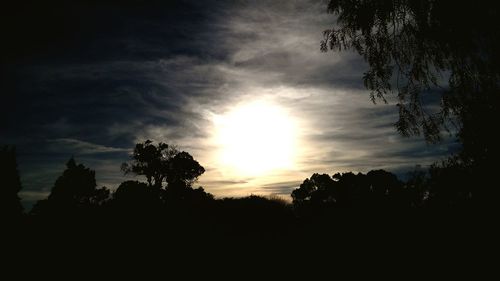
[[214, 100, 297, 176]]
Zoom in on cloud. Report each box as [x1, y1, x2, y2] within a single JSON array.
[[3, 0, 458, 209], [18, 190, 50, 208], [260, 180, 303, 195], [48, 138, 129, 155]]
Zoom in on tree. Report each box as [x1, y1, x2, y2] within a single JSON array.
[[292, 170, 407, 210], [426, 159, 473, 208], [320, 0, 499, 152], [166, 151, 205, 188], [121, 140, 179, 188], [121, 140, 205, 190], [31, 158, 109, 215], [331, 171, 367, 207], [405, 166, 428, 208], [291, 173, 335, 205], [366, 169, 404, 207], [112, 180, 163, 213], [49, 158, 96, 203], [0, 145, 24, 217]]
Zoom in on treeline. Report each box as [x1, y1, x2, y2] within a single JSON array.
[[1, 141, 481, 259], [292, 166, 473, 213], [1, 141, 478, 280], [2, 140, 473, 223]]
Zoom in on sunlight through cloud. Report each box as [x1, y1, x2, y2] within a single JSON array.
[[213, 100, 297, 177]]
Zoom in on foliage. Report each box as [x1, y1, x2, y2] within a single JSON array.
[[120, 140, 207, 209], [166, 151, 205, 187], [112, 180, 163, 214], [321, 0, 499, 145], [31, 158, 109, 215], [121, 140, 178, 188], [426, 158, 473, 208], [292, 170, 418, 210], [121, 140, 205, 189], [13, 138, 473, 235]]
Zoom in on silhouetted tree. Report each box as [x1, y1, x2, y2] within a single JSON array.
[[121, 140, 206, 202], [31, 158, 109, 215], [121, 140, 178, 188], [291, 173, 335, 205], [321, 0, 499, 145], [112, 180, 163, 214], [320, 0, 500, 206], [0, 145, 24, 218], [366, 169, 405, 208], [163, 184, 213, 204], [426, 159, 473, 208], [166, 151, 205, 188], [292, 170, 408, 211], [405, 166, 428, 208], [331, 171, 368, 207]]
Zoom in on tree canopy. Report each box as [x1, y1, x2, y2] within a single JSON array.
[[292, 170, 413, 210], [121, 140, 205, 189], [321, 0, 499, 157], [121, 140, 177, 188], [31, 158, 109, 215]]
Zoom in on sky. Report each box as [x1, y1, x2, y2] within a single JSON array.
[[1, 0, 459, 208]]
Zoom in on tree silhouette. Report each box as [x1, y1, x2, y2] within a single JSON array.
[[331, 171, 367, 207], [166, 151, 205, 188], [112, 180, 163, 214], [405, 166, 428, 208], [292, 170, 409, 211], [122, 140, 205, 190], [366, 169, 404, 208], [31, 158, 109, 215], [321, 0, 499, 147], [291, 173, 335, 205], [121, 140, 207, 204], [121, 140, 179, 188], [0, 145, 24, 218], [161, 151, 206, 203], [426, 159, 473, 208]]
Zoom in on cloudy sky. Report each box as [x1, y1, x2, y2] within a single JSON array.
[[1, 0, 458, 208]]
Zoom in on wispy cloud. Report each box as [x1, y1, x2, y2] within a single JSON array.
[[48, 138, 129, 155], [3, 0, 457, 208]]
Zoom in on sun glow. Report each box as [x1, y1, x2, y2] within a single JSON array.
[[214, 100, 297, 176]]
